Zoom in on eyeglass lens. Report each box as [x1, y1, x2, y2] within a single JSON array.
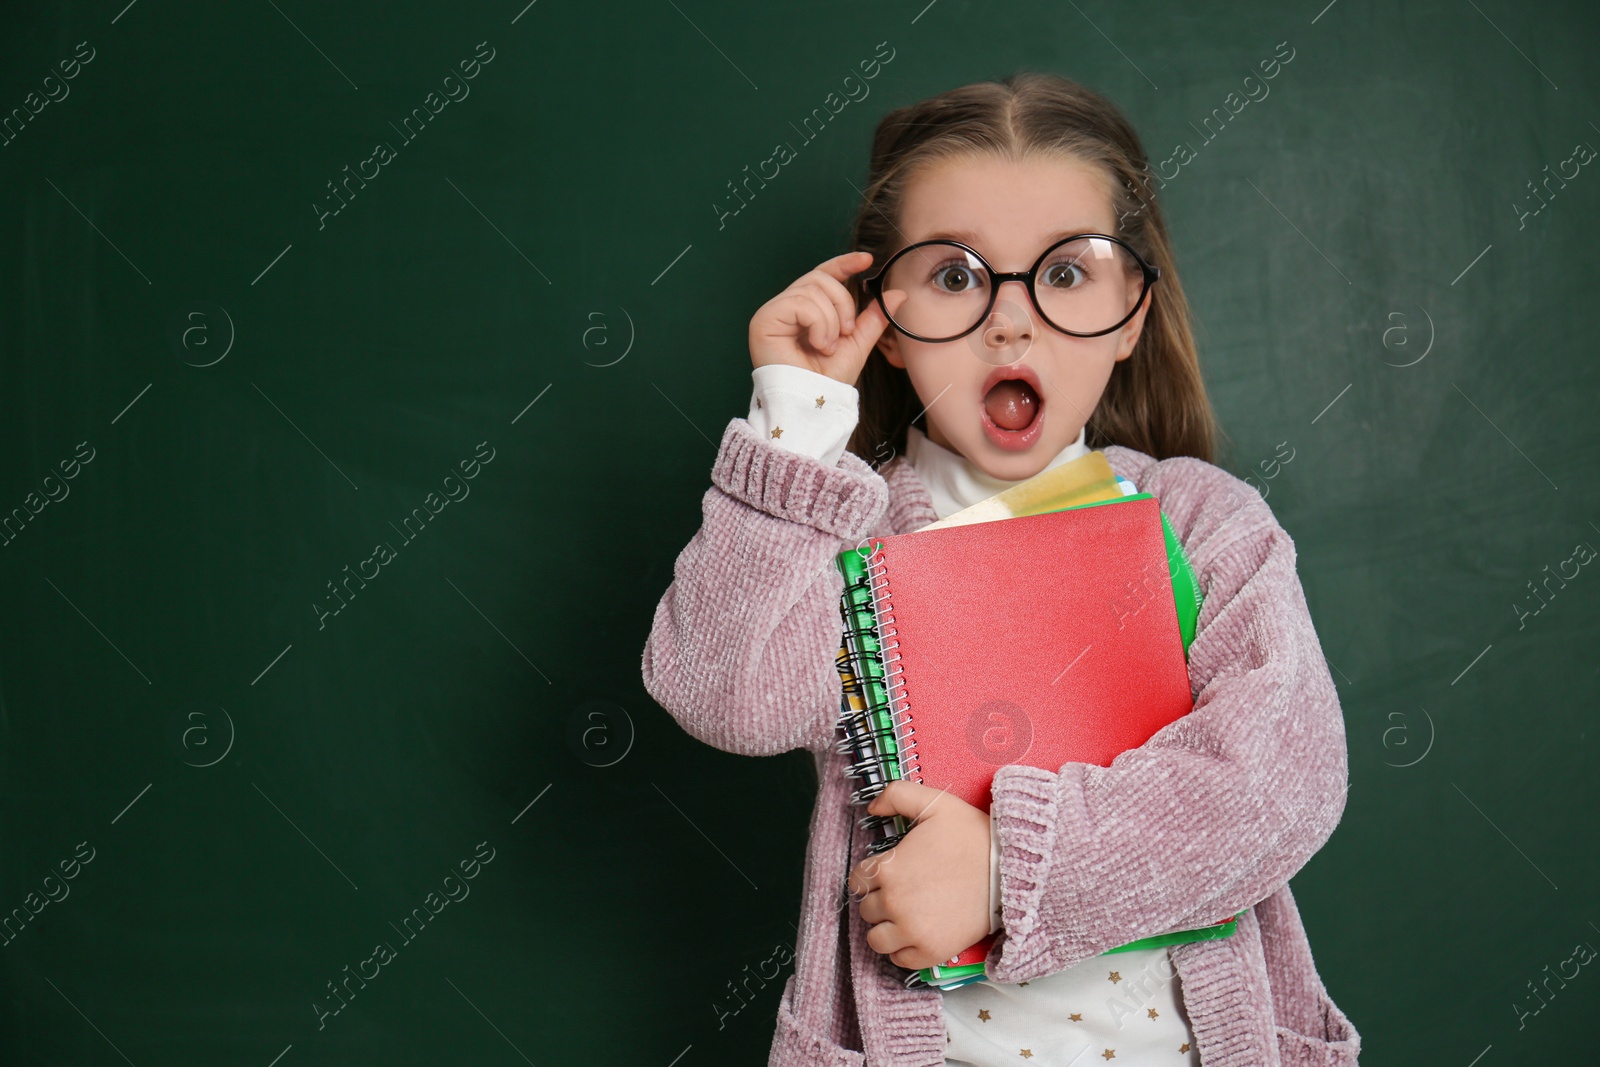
[[880, 238, 1144, 340]]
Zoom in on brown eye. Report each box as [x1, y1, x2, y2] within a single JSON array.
[[1042, 260, 1088, 289], [933, 265, 979, 292]]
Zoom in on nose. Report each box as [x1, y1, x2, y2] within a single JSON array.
[[971, 280, 1034, 363]]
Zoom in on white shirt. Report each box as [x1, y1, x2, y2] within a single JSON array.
[[747, 363, 1201, 1067]]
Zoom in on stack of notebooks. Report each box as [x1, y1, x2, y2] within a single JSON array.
[[833, 450, 1243, 991]]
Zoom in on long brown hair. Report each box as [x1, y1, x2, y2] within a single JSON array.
[[844, 73, 1223, 467]]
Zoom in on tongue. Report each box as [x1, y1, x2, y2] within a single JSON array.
[[984, 379, 1039, 431]]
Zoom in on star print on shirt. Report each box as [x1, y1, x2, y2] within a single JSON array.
[[1107, 971, 1122, 984], [976, 1009, 991, 1021], [1147, 1008, 1160, 1020], [771, 426, 784, 439], [1020, 1050, 1033, 1060], [1179, 1042, 1191, 1053], [815, 395, 826, 407], [1101, 1051, 1116, 1061], [1069, 1013, 1083, 1021]]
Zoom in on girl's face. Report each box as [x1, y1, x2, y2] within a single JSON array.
[[876, 152, 1151, 482]]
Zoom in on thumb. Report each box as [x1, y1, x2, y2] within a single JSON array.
[[866, 779, 948, 821], [837, 289, 906, 366]]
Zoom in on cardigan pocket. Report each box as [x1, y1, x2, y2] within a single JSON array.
[[770, 974, 866, 1067], [1273, 982, 1361, 1067]]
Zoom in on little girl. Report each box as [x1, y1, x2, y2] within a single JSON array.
[[643, 74, 1361, 1066]]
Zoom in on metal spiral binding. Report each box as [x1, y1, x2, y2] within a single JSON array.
[[831, 544, 931, 985], [861, 541, 920, 784], [834, 722, 897, 757], [848, 780, 890, 806], [832, 549, 914, 859], [864, 832, 905, 856]]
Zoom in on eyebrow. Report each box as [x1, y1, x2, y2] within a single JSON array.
[[913, 226, 1113, 248]]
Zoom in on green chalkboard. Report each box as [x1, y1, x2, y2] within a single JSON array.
[[1, 0, 1596, 1063]]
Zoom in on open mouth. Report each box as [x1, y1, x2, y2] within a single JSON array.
[[980, 368, 1045, 451]]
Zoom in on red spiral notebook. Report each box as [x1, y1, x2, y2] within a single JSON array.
[[841, 495, 1234, 985], [871, 495, 1191, 803]]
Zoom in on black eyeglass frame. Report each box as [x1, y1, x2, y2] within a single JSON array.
[[864, 233, 1162, 343]]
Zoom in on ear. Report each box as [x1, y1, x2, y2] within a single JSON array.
[[1114, 292, 1153, 362], [878, 325, 905, 369]]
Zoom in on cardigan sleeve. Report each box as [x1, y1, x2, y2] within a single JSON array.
[[985, 460, 1349, 982], [641, 416, 889, 757]]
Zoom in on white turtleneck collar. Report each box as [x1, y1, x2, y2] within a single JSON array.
[[905, 423, 1089, 520]]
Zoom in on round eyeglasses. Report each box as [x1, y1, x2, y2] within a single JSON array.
[[864, 234, 1161, 344]]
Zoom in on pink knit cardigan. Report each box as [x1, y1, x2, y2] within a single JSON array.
[[642, 417, 1362, 1066]]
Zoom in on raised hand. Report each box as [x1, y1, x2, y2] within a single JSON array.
[[748, 251, 907, 385]]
